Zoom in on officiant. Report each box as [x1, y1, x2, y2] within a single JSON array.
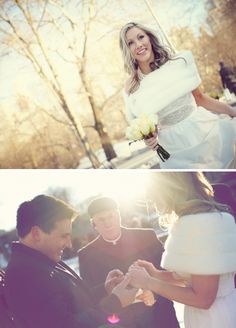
[[78, 196, 179, 328]]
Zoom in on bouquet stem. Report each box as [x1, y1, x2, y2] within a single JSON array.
[[156, 144, 170, 162], [128, 140, 170, 162]]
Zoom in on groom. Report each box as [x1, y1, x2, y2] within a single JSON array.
[[78, 196, 179, 328], [4, 194, 138, 328]]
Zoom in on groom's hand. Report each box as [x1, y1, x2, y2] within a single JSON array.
[[105, 269, 124, 295], [112, 275, 138, 307]]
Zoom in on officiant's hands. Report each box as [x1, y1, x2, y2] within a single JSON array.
[[136, 289, 156, 306]]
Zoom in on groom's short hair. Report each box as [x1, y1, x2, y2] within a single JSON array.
[[17, 194, 76, 238], [88, 197, 118, 218]]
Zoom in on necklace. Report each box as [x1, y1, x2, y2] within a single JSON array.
[[102, 232, 122, 245]]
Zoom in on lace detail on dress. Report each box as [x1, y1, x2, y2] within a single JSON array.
[[158, 93, 197, 127], [160, 104, 194, 126]]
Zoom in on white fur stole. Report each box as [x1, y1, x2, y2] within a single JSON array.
[[161, 212, 236, 275], [124, 51, 201, 120]]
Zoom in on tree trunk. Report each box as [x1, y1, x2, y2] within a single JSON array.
[[80, 1, 117, 161], [80, 70, 117, 161], [5, 1, 101, 169], [59, 95, 101, 168]]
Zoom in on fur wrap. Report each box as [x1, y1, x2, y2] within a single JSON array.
[[161, 212, 236, 275], [124, 51, 201, 120]]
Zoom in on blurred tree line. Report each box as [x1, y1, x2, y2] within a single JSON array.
[[0, 0, 235, 168], [170, 0, 236, 96]]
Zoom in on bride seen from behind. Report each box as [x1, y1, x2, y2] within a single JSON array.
[[128, 172, 236, 328], [120, 22, 236, 169]]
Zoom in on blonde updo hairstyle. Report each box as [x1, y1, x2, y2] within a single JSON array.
[[147, 172, 230, 226], [119, 22, 173, 94]]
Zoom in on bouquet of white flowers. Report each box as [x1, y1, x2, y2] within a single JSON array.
[[126, 113, 170, 162]]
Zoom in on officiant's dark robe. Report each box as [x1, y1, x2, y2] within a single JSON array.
[[78, 227, 179, 328]]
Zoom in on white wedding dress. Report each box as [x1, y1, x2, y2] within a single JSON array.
[[124, 51, 236, 169], [161, 211, 236, 328], [155, 93, 236, 169], [177, 273, 236, 328]]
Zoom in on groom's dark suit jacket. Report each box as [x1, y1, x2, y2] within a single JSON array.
[[78, 227, 179, 328], [4, 242, 122, 328]]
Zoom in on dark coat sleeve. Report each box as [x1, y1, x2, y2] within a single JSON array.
[[79, 249, 107, 301], [5, 265, 121, 328]]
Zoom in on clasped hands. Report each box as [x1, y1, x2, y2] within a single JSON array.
[[105, 260, 157, 308]]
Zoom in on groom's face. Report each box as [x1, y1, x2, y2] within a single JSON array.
[[92, 209, 121, 240], [34, 219, 72, 263]]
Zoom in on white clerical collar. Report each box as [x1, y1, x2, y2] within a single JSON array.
[[102, 232, 122, 245]]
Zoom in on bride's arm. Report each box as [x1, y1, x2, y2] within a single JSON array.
[[129, 268, 220, 309], [192, 87, 236, 117], [134, 260, 186, 286], [154, 270, 187, 287], [148, 274, 219, 309]]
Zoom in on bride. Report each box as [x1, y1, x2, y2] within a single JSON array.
[[120, 22, 236, 169], [128, 172, 236, 328]]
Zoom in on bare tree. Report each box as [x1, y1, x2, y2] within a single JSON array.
[[0, 93, 83, 168], [206, 0, 236, 66], [45, 0, 117, 160], [0, 0, 101, 168]]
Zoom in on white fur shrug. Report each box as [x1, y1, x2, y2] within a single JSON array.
[[161, 212, 236, 275], [124, 50, 201, 120]]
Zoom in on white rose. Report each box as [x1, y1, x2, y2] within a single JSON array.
[[148, 120, 156, 134], [138, 120, 152, 136], [147, 114, 158, 125], [131, 127, 143, 140], [138, 112, 149, 121]]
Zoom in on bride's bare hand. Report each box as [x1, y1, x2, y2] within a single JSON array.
[[127, 266, 150, 289], [144, 131, 158, 150], [135, 260, 159, 278]]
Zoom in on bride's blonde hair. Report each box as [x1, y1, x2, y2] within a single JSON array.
[[119, 22, 173, 94], [147, 172, 230, 226]]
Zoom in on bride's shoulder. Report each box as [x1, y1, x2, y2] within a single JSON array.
[[173, 50, 194, 62]]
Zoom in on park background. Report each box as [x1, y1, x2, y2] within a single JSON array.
[[0, 0, 236, 168]]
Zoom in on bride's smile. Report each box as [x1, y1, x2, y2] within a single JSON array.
[[126, 26, 154, 72]]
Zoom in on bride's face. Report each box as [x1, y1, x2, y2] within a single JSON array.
[[125, 27, 154, 65]]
